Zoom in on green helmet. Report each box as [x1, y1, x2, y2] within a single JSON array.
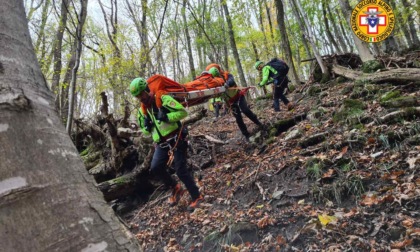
[[254, 61, 264, 70], [130, 78, 147, 96], [209, 67, 220, 77]]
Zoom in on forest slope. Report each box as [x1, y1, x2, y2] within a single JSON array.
[[123, 67, 420, 251]]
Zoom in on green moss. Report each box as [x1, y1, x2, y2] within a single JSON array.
[[80, 144, 92, 156], [112, 176, 128, 185], [333, 108, 364, 123], [362, 60, 383, 73], [380, 90, 401, 103], [308, 85, 322, 96], [343, 99, 366, 110], [337, 76, 347, 83], [288, 84, 296, 92]]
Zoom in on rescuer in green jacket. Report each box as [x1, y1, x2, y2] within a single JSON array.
[[130, 77, 203, 211]]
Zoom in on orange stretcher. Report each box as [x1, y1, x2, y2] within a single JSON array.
[[146, 73, 226, 108]]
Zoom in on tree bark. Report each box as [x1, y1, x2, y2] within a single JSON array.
[[322, 0, 342, 54], [0, 1, 140, 251]]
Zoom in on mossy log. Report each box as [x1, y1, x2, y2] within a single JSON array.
[[273, 113, 307, 136], [369, 107, 420, 125], [299, 133, 327, 148], [380, 96, 419, 108], [332, 65, 420, 84], [97, 149, 154, 201]]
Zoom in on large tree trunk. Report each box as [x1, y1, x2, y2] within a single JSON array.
[[337, 0, 375, 62], [0, 1, 140, 251]]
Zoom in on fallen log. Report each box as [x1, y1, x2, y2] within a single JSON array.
[[332, 65, 420, 84], [97, 149, 154, 201], [368, 107, 420, 126]]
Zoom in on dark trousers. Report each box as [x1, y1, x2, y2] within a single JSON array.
[[231, 95, 262, 137], [213, 102, 221, 118], [273, 77, 289, 111], [150, 138, 200, 200]]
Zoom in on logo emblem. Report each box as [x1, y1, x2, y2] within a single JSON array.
[[351, 0, 395, 43]]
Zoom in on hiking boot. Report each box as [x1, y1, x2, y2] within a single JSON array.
[[187, 195, 204, 212], [287, 102, 295, 111], [168, 184, 183, 207]]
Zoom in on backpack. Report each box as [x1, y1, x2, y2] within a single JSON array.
[[266, 58, 289, 78]]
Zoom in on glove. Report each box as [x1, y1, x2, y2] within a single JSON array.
[[224, 83, 230, 89], [258, 83, 264, 87], [144, 117, 153, 132], [157, 109, 169, 122]]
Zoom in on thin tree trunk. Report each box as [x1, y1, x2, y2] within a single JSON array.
[[221, 0, 247, 87], [66, 0, 88, 134], [327, 4, 348, 53], [322, 0, 342, 53], [0, 1, 140, 250], [264, 0, 278, 55], [401, 0, 420, 47], [257, 0, 269, 55], [289, 0, 312, 58], [51, 0, 69, 107], [275, 0, 301, 85], [336, 8, 354, 53], [292, 0, 329, 79], [34, 0, 51, 64], [182, 0, 196, 79]]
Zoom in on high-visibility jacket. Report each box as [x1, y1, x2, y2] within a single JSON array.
[[137, 95, 187, 143]]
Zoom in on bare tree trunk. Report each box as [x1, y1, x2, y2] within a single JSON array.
[[221, 0, 247, 87], [289, 0, 312, 59], [337, 0, 375, 62], [0, 1, 140, 250], [264, 0, 278, 55], [34, 0, 51, 70], [401, 0, 420, 47], [51, 0, 69, 106], [256, 0, 269, 55], [182, 0, 196, 79], [327, 4, 348, 53], [274, 0, 301, 85], [66, 0, 88, 134], [293, 0, 329, 79], [336, 8, 354, 53], [322, 0, 342, 53], [99, 0, 122, 112]]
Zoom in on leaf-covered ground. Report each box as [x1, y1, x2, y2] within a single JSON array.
[[125, 78, 420, 251]]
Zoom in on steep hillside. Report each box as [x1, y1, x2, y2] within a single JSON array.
[[125, 75, 420, 251]]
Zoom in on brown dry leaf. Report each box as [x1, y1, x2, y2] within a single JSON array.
[[335, 146, 348, 160], [343, 208, 358, 218], [202, 219, 211, 225], [361, 194, 379, 206], [402, 219, 414, 228], [322, 169, 336, 179], [276, 235, 287, 246], [390, 239, 413, 249], [257, 215, 275, 229]]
